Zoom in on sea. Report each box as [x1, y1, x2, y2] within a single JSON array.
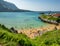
[[0, 12, 48, 29]]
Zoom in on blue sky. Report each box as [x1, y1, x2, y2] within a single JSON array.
[[4, 0, 60, 11]]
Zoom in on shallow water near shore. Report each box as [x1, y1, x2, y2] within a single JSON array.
[[0, 12, 48, 29]]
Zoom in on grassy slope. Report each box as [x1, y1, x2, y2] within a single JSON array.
[[0, 25, 32, 46], [0, 24, 60, 46], [33, 30, 60, 46]]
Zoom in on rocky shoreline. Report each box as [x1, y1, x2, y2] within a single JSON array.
[[38, 16, 58, 25]]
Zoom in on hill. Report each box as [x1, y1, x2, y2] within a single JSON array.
[[0, 0, 32, 12]]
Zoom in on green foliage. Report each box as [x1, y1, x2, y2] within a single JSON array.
[[56, 18, 60, 23], [34, 30, 60, 46], [0, 25, 32, 46], [40, 14, 58, 21], [40, 14, 49, 19], [0, 24, 60, 46]]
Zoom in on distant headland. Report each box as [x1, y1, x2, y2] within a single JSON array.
[[0, 0, 33, 12]]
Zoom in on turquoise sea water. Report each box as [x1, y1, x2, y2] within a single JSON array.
[[0, 12, 47, 29]]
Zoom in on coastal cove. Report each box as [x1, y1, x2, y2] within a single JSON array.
[[0, 0, 60, 46], [0, 12, 48, 30]]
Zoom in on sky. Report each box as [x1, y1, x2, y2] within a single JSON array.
[[4, 0, 60, 11]]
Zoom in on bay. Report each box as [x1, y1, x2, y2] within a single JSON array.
[[0, 12, 47, 29]]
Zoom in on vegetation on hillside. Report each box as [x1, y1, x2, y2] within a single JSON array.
[[38, 13, 60, 25], [0, 24, 33, 46], [0, 24, 60, 46], [40, 14, 58, 21], [34, 30, 60, 46]]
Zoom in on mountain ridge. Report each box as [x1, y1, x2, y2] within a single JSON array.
[[0, 0, 32, 12]]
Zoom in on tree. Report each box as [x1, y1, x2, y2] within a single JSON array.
[[40, 13, 45, 14], [56, 17, 60, 23]]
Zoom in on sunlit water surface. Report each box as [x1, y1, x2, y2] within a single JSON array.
[[0, 12, 47, 29]]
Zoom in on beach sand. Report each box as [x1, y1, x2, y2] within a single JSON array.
[[17, 24, 60, 39]]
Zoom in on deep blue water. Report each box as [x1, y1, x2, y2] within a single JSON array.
[[0, 12, 47, 29]]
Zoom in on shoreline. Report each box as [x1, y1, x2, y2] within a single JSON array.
[[0, 22, 60, 39], [38, 16, 58, 25], [17, 23, 60, 39]]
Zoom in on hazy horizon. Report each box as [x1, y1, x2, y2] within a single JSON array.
[[4, 0, 60, 11]]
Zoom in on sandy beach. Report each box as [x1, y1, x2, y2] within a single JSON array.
[[17, 24, 60, 39]]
